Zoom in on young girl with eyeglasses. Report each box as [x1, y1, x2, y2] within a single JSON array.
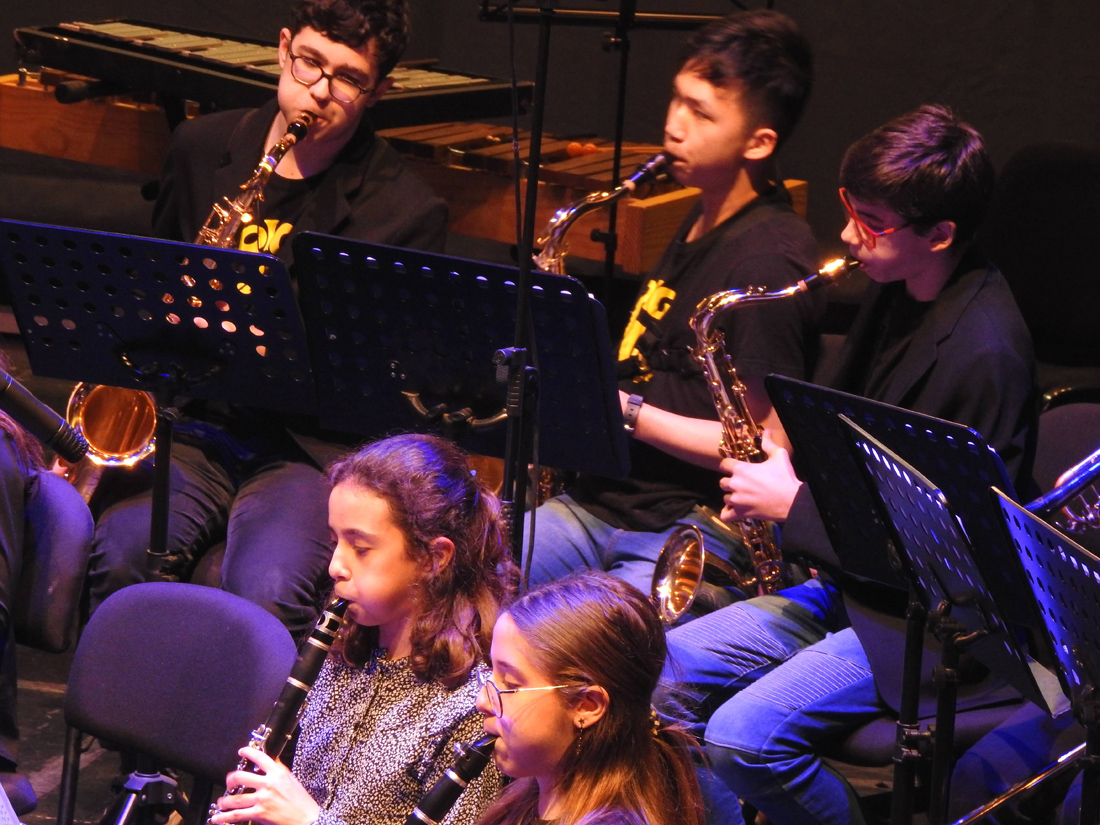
[[210, 433, 517, 825], [474, 571, 704, 825]]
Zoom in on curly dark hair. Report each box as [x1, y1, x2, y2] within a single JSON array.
[[288, 0, 410, 78], [326, 434, 517, 689]]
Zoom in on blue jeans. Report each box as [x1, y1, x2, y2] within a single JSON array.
[[665, 580, 880, 825], [88, 440, 333, 641], [522, 493, 749, 597], [948, 701, 1083, 825]]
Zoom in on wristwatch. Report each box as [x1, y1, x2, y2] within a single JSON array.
[[623, 394, 644, 436]]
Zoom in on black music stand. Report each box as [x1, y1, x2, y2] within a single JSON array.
[[845, 418, 1057, 825], [0, 219, 315, 564], [291, 233, 630, 555], [767, 375, 1035, 626], [995, 490, 1100, 825], [766, 376, 1047, 823]]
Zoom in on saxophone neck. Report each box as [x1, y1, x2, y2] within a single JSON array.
[[251, 112, 316, 186], [534, 151, 670, 273], [194, 112, 316, 248], [690, 256, 860, 338]]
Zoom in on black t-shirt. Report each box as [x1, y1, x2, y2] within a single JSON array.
[[233, 172, 325, 259], [570, 185, 822, 531]]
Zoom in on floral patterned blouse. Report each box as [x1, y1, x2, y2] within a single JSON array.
[[293, 651, 501, 825]]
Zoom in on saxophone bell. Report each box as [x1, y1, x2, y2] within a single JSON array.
[[58, 383, 158, 503]]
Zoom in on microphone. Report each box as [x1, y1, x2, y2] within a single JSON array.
[[0, 369, 88, 463]]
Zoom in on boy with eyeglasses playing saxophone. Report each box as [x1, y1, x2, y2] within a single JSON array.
[[88, 0, 446, 644]]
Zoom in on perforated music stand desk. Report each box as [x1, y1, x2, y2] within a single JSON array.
[[995, 491, 1100, 825], [0, 220, 314, 411], [0, 219, 316, 561], [847, 418, 1055, 825], [766, 375, 1038, 630], [291, 232, 630, 479]]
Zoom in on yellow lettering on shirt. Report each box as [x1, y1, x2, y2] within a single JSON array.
[[618, 279, 677, 362], [238, 219, 294, 255]]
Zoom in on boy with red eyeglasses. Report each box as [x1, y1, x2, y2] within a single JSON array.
[[663, 104, 1038, 825]]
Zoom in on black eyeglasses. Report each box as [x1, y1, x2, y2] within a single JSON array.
[[287, 49, 373, 103], [479, 673, 569, 718]]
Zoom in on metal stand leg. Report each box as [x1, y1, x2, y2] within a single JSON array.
[[99, 755, 186, 825], [57, 726, 82, 825]]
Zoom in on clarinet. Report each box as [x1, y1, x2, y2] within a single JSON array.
[[208, 598, 349, 821], [405, 735, 497, 825]]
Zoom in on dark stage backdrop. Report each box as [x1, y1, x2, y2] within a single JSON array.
[[4, 0, 1100, 257]]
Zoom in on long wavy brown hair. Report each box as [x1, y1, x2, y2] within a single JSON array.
[[326, 433, 517, 688], [475, 572, 705, 825]]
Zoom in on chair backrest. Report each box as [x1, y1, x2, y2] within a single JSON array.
[[14, 471, 94, 652], [1033, 401, 1100, 556], [976, 141, 1100, 368], [1034, 402, 1100, 493], [64, 582, 298, 781]]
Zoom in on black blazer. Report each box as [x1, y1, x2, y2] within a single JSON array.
[[153, 98, 448, 264], [783, 256, 1039, 716]]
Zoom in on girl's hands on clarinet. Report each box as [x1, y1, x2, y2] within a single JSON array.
[[209, 747, 321, 825]]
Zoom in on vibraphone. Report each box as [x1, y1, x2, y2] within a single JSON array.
[[14, 20, 530, 126]]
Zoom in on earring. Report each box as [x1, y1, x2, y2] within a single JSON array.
[[575, 721, 586, 756]]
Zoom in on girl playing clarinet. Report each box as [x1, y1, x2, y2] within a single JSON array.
[[210, 434, 516, 825]]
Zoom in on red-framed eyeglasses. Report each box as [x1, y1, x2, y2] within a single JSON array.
[[839, 188, 911, 249]]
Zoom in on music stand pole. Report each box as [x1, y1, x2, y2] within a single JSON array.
[[890, 595, 928, 825], [592, 0, 637, 286], [500, 0, 556, 564], [147, 392, 177, 565], [927, 610, 970, 825]]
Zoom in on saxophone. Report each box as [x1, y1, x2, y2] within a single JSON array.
[[533, 152, 669, 274], [208, 597, 348, 823], [195, 111, 316, 248], [59, 115, 320, 489], [651, 256, 860, 623]]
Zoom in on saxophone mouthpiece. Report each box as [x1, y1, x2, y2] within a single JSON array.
[[625, 152, 671, 189], [801, 256, 860, 291], [287, 112, 316, 141]]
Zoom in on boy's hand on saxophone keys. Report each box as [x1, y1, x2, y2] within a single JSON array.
[[210, 747, 321, 825], [719, 431, 803, 523]]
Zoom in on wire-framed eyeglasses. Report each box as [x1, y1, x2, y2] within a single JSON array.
[[839, 187, 912, 250], [479, 674, 570, 718], [287, 49, 373, 103]]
